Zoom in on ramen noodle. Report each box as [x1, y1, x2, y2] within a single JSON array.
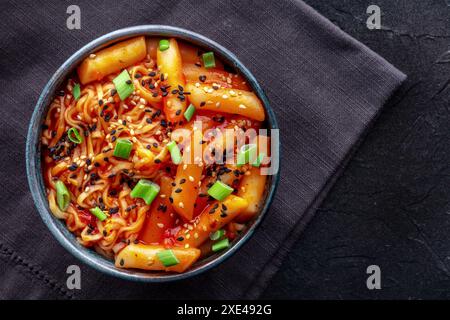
[[41, 36, 270, 273]]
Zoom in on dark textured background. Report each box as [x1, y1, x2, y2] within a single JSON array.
[[263, 0, 450, 299]]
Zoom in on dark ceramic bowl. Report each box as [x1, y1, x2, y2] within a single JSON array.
[[26, 25, 279, 282]]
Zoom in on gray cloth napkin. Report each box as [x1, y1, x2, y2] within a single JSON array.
[[0, 0, 406, 299]]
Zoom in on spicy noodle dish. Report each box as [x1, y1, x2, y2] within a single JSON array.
[[41, 36, 271, 273]]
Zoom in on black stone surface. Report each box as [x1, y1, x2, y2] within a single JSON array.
[[263, 0, 450, 299]]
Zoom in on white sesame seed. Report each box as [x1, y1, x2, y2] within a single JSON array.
[[89, 54, 96, 59], [157, 223, 164, 229]]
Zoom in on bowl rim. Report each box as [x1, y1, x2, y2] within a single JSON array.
[[26, 25, 280, 282]]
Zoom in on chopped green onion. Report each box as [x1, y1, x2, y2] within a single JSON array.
[[157, 249, 179, 267], [159, 39, 170, 51], [202, 52, 216, 68], [207, 181, 233, 201], [252, 152, 265, 167], [130, 179, 160, 205], [237, 144, 257, 167], [113, 139, 133, 159], [210, 229, 225, 241], [112, 70, 134, 100], [184, 104, 196, 122], [73, 83, 81, 100], [212, 238, 230, 252], [166, 141, 182, 165], [55, 180, 70, 211], [89, 207, 108, 221], [67, 127, 83, 144]]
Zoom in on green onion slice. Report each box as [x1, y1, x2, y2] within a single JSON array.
[[73, 83, 81, 100], [252, 152, 265, 167], [67, 127, 83, 144], [167, 141, 182, 165], [112, 70, 134, 100], [89, 207, 108, 221], [113, 139, 133, 159], [156, 249, 180, 267], [130, 179, 160, 205], [212, 238, 230, 252], [210, 229, 225, 241], [207, 181, 233, 201], [236, 144, 257, 167], [159, 39, 170, 51], [202, 52, 216, 68], [184, 104, 196, 122], [55, 180, 70, 211]]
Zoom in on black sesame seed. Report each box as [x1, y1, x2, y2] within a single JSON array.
[[179, 178, 186, 184], [177, 237, 184, 241], [109, 207, 119, 214], [149, 71, 156, 77], [199, 75, 206, 82], [146, 118, 152, 124], [98, 99, 103, 106], [125, 79, 132, 85], [154, 159, 161, 164], [134, 73, 142, 79], [175, 109, 181, 116], [111, 89, 117, 96], [175, 188, 182, 193]]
